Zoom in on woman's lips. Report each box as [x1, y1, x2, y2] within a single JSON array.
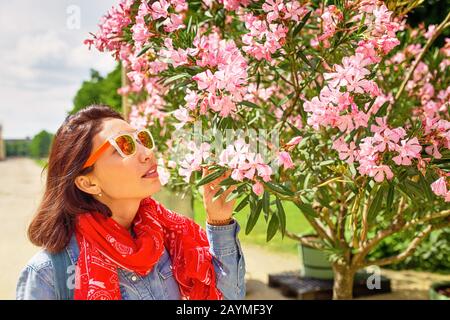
[[142, 165, 159, 179]]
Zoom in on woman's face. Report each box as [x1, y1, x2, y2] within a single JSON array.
[[79, 118, 161, 199]]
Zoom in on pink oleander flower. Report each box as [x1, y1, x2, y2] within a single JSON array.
[[277, 151, 295, 169], [285, 136, 303, 151], [240, 153, 273, 182], [370, 116, 389, 134], [173, 107, 193, 129], [425, 141, 442, 159], [424, 24, 437, 40], [157, 159, 171, 186], [371, 164, 394, 182], [262, 0, 285, 23], [178, 142, 211, 182], [431, 177, 447, 196], [284, 1, 307, 22], [218, 139, 250, 169], [252, 181, 264, 196], [392, 137, 422, 166], [193, 70, 217, 93], [163, 13, 186, 32], [151, 0, 170, 20], [171, 0, 188, 12], [131, 17, 151, 49], [184, 88, 200, 110], [373, 127, 406, 152], [332, 137, 357, 164]]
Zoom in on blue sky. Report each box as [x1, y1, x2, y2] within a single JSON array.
[[0, 0, 119, 139]]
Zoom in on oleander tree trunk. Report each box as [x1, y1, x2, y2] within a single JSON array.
[[332, 262, 356, 300]]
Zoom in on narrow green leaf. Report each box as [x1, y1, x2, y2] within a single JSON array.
[[297, 50, 314, 69], [239, 100, 259, 109], [418, 173, 434, 201], [212, 187, 226, 202], [218, 176, 239, 186], [246, 199, 263, 235], [225, 189, 240, 202], [266, 213, 279, 242], [275, 198, 286, 239], [367, 184, 385, 223], [137, 44, 152, 57], [295, 201, 317, 218], [235, 194, 249, 212], [386, 183, 394, 213], [292, 10, 312, 37], [264, 181, 295, 196], [263, 191, 270, 222], [196, 168, 226, 187], [164, 73, 190, 85]]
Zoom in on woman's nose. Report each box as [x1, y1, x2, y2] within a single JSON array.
[[138, 142, 154, 163]]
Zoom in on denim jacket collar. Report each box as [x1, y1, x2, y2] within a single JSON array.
[[65, 233, 79, 265]]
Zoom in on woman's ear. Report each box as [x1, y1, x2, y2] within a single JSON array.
[[74, 175, 101, 195]]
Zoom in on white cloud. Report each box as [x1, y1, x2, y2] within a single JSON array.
[[0, 0, 119, 139]]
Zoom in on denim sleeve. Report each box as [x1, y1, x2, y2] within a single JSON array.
[[206, 219, 246, 300], [16, 264, 57, 300]]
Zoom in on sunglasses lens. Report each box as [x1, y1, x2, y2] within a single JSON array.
[[138, 130, 154, 149], [115, 135, 135, 155]]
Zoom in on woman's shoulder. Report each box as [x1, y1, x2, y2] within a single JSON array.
[[24, 249, 55, 272]]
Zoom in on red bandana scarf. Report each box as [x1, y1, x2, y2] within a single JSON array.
[[74, 197, 223, 300]]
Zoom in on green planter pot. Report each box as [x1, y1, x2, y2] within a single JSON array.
[[298, 242, 334, 280], [429, 281, 450, 300]]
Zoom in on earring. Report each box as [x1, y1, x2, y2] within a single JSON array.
[[98, 192, 102, 197]]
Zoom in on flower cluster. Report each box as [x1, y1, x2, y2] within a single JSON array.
[[239, 0, 308, 61]]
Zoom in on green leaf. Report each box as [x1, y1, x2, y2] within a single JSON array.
[[225, 189, 240, 202], [137, 44, 152, 57], [263, 191, 270, 222], [163, 73, 190, 85], [292, 10, 312, 37], [275, 198, 286, 239], [235, 194, 250, 212], [196, 168, 226, 187], [266, 213, 279, 242], [297, 50, 314, 69], [402, 179, 425, 199], [295, 201, 317, 218], [218, 176, 240, 186], [386, 183, 394, 213], [246, 199, 263, 235], [367, 184, 385, 223], [264, 181, 295, 196], [288, 121, 303, 136], [418, 173, 434, 201], [212, 187, 226, 202], [239, 100, 259, 109]]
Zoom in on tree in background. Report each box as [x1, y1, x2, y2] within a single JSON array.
[[5, 139, 31, 157], [29, 130, 53, 159], [70, 64, 122, 115]]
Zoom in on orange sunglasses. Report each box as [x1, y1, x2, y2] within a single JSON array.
[[82, 129, 155, 169]]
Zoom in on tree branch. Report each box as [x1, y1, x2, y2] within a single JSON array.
[[393, 11, 450, 103], [361, 221, 450, 268], [285, 229, 326, 250], [353, 209, 450, 266]]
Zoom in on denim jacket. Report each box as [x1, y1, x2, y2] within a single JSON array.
[[16, 219, 246, 300]]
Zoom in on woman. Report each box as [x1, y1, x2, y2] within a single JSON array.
[[16, 105, 246, 300]]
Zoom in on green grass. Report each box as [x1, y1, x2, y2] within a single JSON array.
[[193, 197, 313, 256]]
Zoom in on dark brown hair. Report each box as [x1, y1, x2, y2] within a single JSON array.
[[28, 105, 124, 253]]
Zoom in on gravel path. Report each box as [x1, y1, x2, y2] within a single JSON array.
[[0, 158, 43, 299]]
